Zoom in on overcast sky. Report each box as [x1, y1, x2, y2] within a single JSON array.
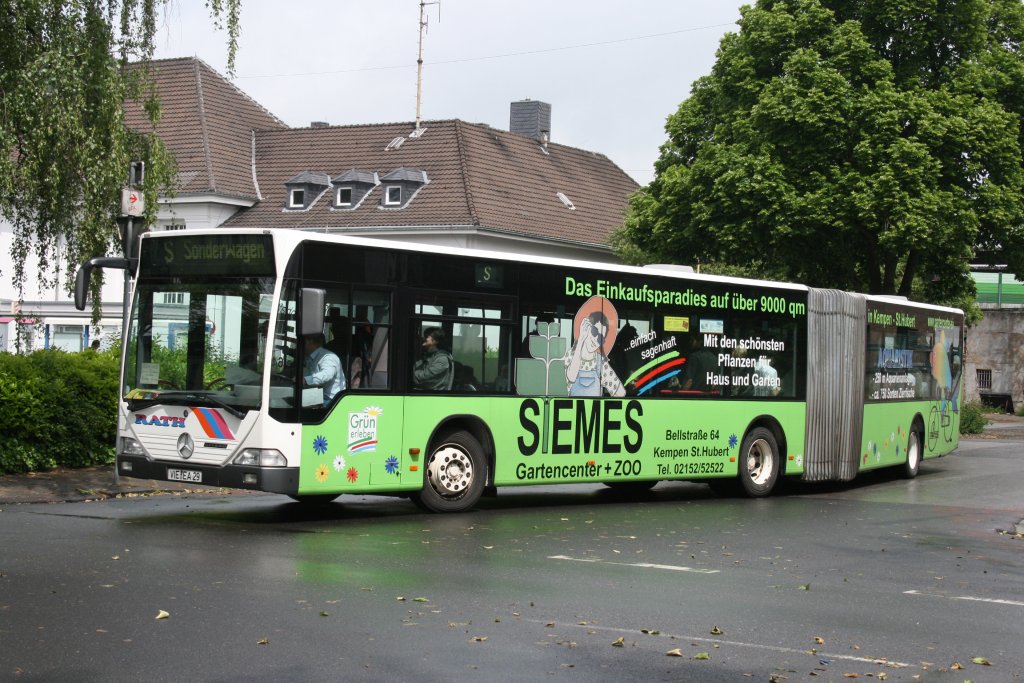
[[153, 1, 748, 185]]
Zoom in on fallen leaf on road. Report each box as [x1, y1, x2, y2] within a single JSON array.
[[693, 652, 710, 660], [155, 610, 169, 620], [666, 648, 683, 657], [972, 657, 992, 666], [611, 637, 625, 647], [814, 636, 825, 644], [799, 583, 811, 591], [258, 639, 269, 645], [641, 629, 661, 635], [710, 626, 724, 635], [470, 636, 488, 642], [413, 597, 429, 603]]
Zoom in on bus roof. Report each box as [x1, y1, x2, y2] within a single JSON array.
[[141, 228, 962, 315]]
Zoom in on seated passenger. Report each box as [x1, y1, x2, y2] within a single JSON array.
[[413, 327, 453, 390]]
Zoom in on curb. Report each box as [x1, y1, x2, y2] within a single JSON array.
[[0, 466, 252, 505]]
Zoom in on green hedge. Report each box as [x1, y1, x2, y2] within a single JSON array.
[[0, 348, 119, 474], [959, 401, 989, 435]]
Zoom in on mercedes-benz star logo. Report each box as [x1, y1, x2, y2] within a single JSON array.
[[177, 433, 195, 460]]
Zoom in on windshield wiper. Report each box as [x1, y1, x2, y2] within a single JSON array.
[[128, 391, 247, 419], [180, 393, 247, 419]]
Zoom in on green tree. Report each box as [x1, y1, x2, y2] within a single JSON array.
[[619, 0, 1024, 308], [0, 0, 240, 306]]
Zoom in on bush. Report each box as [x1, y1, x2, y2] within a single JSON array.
[[0, 348, 119, 474], [959, 401, 989, 435]]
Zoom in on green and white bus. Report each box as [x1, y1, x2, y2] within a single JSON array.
[[76, 228, 963, 512]]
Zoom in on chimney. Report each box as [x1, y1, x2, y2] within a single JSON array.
[[311, 121, 329, 128], [510, 99, 551, 143]]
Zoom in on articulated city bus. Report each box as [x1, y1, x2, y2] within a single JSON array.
[[76, 229, 963, 512]]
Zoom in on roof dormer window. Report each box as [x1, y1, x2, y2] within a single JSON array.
[[378, 167, 428, 210], [283, 171, 331, 212], [330, 169, 378, 211]]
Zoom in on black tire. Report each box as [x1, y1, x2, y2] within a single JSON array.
[[903, 429, 922, 479], [738, 427, 780, 497], [287, 493, 340, 505], [412, 430, 487, 513]]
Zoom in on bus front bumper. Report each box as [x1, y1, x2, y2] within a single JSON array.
[[116, 455, 299, 495]]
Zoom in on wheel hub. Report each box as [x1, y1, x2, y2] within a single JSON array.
[[746, 438, 773, 486], [427, 446, 474, 497]]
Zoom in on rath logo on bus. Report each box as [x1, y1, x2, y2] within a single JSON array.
[[135, 414, 186, 428], [348, 406, 382, 454]]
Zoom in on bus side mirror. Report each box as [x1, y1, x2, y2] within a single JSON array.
[[74, 263, 94, 311], [73, 257, 134, 310], [300, 288, 326, 337]]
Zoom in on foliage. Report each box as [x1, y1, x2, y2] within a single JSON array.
[[0, 1, 240, 315], [619, 0, 1024, 308], [144, 335, 234, 389], [959, 401, 989, 434], [0, 348, 121, 474]]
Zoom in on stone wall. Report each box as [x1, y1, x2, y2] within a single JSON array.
[[965, 307, 1024, 411]]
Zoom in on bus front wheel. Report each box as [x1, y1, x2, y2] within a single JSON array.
[[739, 427, 780, 497], [413, 430, 487, 513], [902, 429, 922, 479]]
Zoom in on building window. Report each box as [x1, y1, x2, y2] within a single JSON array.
[[556, 192, 576, 210], [336, 187, 353, 207], [289, 188, 305, 208], [977, 368, 992, 391], [163, 292, 186, 304], [385, 186, 402, 206]]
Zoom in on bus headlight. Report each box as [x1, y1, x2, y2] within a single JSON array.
[[234, 449, 287, 467], [120, 437, 146, 456]]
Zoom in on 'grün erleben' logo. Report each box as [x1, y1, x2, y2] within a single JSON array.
[[348, 406, 382, 454]]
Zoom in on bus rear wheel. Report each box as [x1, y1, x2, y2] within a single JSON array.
[[902, 429, 922, 479], [413, 430, 487, 513], [739, 427, 780, 497]]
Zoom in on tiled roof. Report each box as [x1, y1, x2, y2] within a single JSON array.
[[123, 58, 286, 200], [126, 58, 638, 248], [227, 120, 639, 248]]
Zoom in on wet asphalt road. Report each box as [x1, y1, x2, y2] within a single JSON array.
[[1, 438, 1022, 682]]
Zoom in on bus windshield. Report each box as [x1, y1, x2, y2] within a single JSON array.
[[123, 277, 275, 413]]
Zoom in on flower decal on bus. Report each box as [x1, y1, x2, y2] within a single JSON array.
[[316, 463, 329, 482], [347, 467, 359, 483], [313, 435, 328, 456], [385, 456, 399, 475], [333, 455, 346, 472]]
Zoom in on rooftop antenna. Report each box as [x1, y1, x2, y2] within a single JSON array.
[[416, 0, 440, 131]]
